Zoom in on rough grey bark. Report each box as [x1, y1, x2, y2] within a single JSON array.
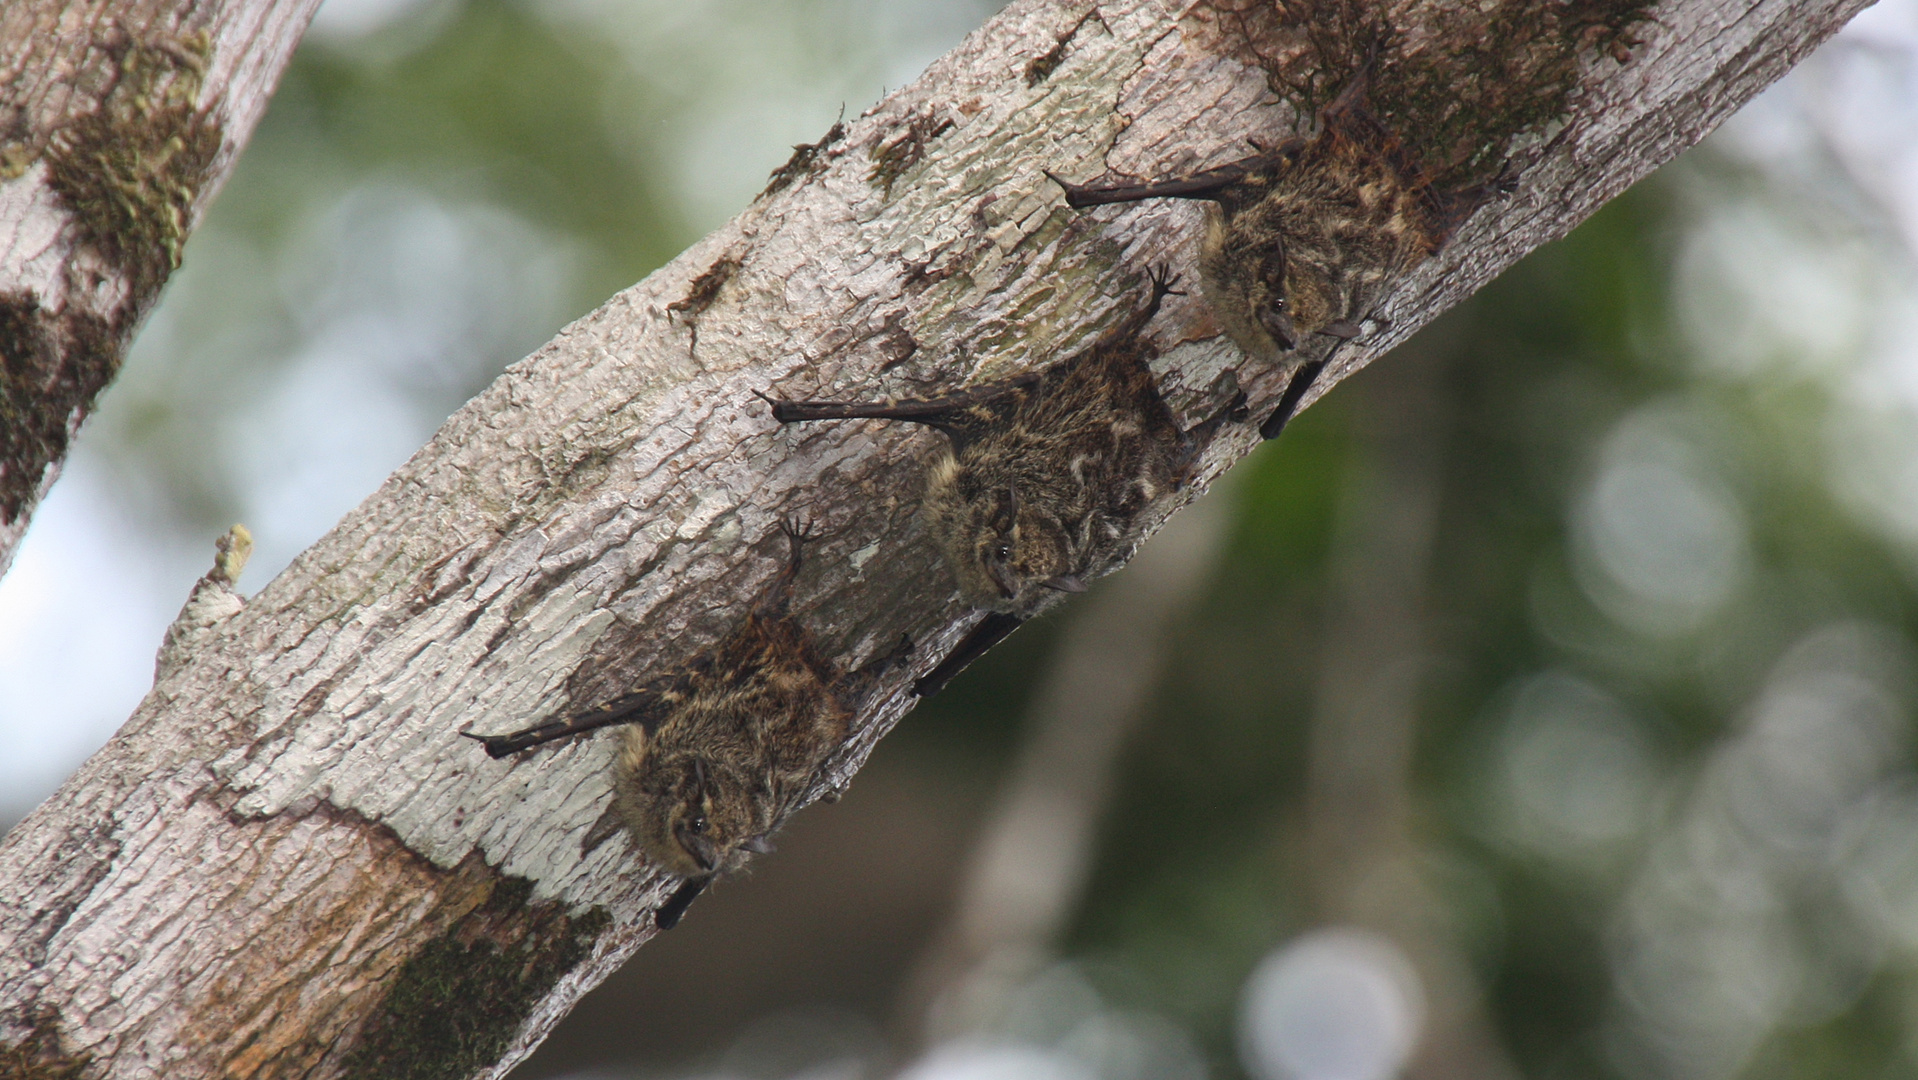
[[0, 0, 1875, 1077], [0, 0, 323, 581]]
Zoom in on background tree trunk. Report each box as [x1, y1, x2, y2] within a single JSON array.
[[0, 0, 323, 581], [0, 0, 1873, 1076], [1297, 317, 1517, 1080], [898, 486, 1235, 1049]]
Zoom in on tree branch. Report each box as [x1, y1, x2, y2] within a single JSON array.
[[0, 0, 323, 579], [0, 0, 1870, 1076]]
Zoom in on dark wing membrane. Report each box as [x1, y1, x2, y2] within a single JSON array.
[[763, 374, 1039, 450], [655, 875, 711, 930], [462, 677, 680, 758], [1048, 165, 1253, 207]]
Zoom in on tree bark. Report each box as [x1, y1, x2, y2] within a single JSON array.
[[0, 0, 322, 581], [0, 0, 1871, 1076]]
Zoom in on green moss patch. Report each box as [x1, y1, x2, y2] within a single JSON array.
[[44, 31, 224, 301], [0, 291, 120, 525], [340, 876, 611, 1080], [0, 30, 224, 531]]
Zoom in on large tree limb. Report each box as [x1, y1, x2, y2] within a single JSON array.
[[0, 0, 323, 580], [0, 0, 1870, 1076]]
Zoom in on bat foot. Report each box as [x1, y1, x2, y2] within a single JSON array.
[[655, 875, 710, 930], [880, 631, 917, 668], [777, 515, 819, 548], [858, 632, 918, 683], [1260, 359, 1329, 441]]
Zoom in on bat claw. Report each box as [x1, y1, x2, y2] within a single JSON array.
[[459, 730, 517, 759], [755, 387, 805, 424]]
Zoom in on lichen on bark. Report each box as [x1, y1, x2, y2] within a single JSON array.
[[0, 291, 118, 525], [0, 26, 226, 531], [0, 2, 1871, 1078]]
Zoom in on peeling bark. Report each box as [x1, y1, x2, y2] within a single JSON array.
[[0, 0, 321, 579], [0, 0, 1872, 1077]]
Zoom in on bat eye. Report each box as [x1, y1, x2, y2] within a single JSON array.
[[994, 542, 1012, 561], [687, 814, 707, 834]]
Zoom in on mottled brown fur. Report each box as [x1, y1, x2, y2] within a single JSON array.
[[465, 524, 892, 928], [601, 549, 847, 882], [1055, 72, 1472, 369], [767, 270, 1239, 617]]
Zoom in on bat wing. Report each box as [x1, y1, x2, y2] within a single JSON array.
[[461, 675, 682, 758], [763, 374, 1039, 451], [1049, 164, 1251, 207]]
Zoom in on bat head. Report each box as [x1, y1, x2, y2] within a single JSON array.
[[615, 737, 771, 879], [926, 456, 1083, 613]]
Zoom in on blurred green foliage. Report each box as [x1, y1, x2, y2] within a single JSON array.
[[248, 0, 687, 327], [1051, 171, 1918, 1080]]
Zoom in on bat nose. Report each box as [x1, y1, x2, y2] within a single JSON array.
[[683, 834, 719, 872]]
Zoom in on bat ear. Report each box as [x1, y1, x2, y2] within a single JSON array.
[[989, 485, 1019, 530], [581, 804, 627, 857], [1041, 574, 1087, 594]]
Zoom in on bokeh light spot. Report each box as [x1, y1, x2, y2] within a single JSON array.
[[1238, 929, 1424, 1080]]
